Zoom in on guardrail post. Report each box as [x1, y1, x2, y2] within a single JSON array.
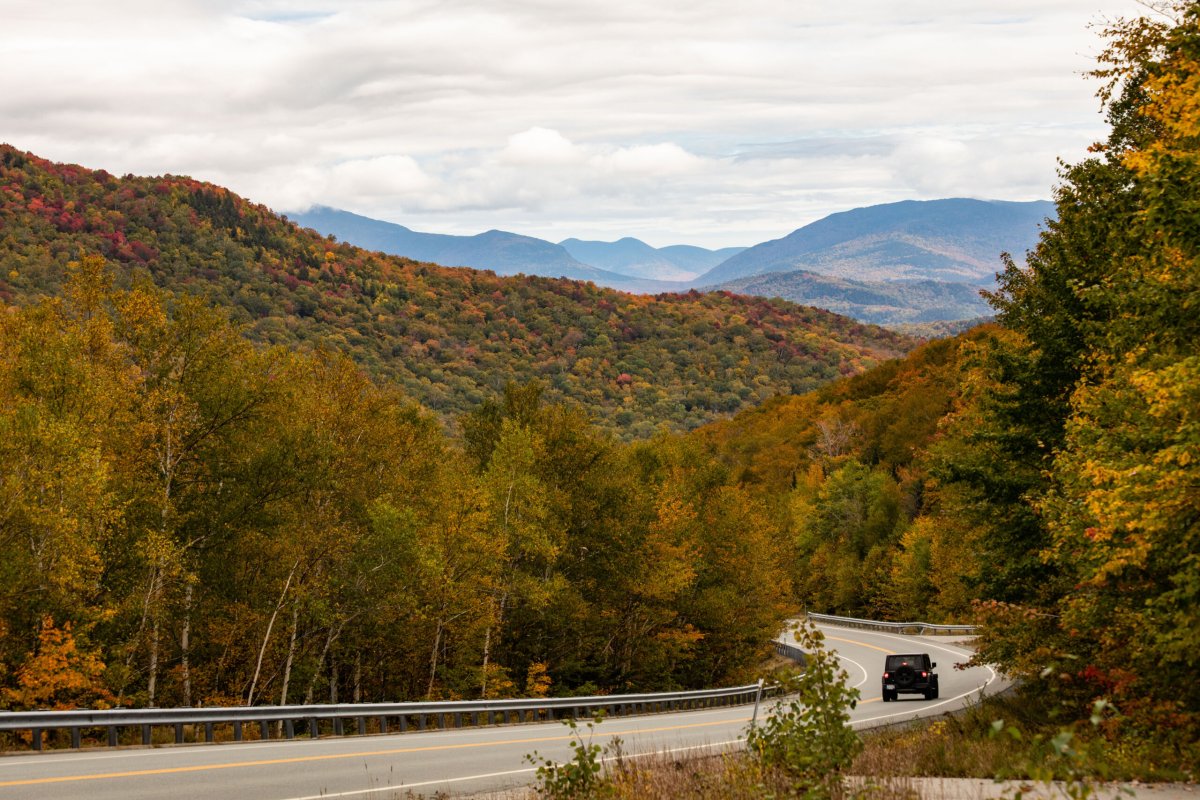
[[378, 716, 388, 734], [259, 720, 269, 741], [308, 718, 319, 738], [357, 717, 366, 736], [399, 715, 408, 732], [750, 679, 765, 730], [71, 727, 81, 749], [284, 719, 294, 739], [32, 729, 42, 751], [234, 722, 243, 742], [174, 723, 184, 744], [417, 714, 426, 731], [142, 724, 151, 745], [108, 726, 118, 747], [205, 722, 214, 743], [334, 718, 343, 736]]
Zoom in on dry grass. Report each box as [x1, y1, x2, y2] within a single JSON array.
[[853, 716, 1019, 780], [513, 749, 923, 800]]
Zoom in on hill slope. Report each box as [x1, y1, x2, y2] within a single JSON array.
[[0, 145, 913, 437], [698, 198, 1054, 286]]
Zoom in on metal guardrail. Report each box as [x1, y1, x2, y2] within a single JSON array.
[[773, 640, 807, 664], [0, 683, 767, 753], [807, 612, 976, 636]]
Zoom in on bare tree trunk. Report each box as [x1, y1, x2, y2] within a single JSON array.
[[329, 659, 338, 704], [181, 582, 193, 706], [480, 623, 491, 698], [126, 564, 157, 672], [353, 652, 362, 704], [148, 617, 160, 706], [304, 624, 337, 705], [480, 593, 507, 698], [426, 619, 443, 700], [278, 602, 299, 706], [147, 567, 164, 706], [246, 559, 298, 706]]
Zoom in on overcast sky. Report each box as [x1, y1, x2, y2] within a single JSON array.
[[2, 0, 1146, 248]]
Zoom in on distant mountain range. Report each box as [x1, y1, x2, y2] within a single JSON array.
[[558, 237, 745, 282], [294, 198, 1052, 327], [291, 207, 679, 293], [694, 198, 1055, 286]]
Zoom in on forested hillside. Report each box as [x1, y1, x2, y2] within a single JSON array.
[[692, 332, 976, 619], [0, 256, 794, 711], [0, 147, 910, 438]]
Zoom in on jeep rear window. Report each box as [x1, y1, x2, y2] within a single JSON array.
[[885, 655, 927, 670]]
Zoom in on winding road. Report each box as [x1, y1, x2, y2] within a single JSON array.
[[0, 623, 1003, 799]]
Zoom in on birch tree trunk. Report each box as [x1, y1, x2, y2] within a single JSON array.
[[246, 559, 298, 706]]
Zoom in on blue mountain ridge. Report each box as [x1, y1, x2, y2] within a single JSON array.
[[695, 198, 1055, 286], [290, 207, 680, 292], [557, 237, 745, 281]]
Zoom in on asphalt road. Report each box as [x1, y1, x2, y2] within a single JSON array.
[[0, 624, 1002, 799]]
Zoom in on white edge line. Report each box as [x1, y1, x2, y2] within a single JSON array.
[[279, 740, 749, 800], [832, 652, 871, 689]]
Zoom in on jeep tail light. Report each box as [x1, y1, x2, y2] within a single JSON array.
[[883, 672, 890, 679], [921, 671, 928, 678]]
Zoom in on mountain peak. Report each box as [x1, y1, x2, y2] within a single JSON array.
[[696, 197, 1053, 286]]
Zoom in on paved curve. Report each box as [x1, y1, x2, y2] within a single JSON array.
[[0, 624, 1002, 799]]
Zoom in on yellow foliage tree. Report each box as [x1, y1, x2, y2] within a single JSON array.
[[3, 617, 114, 711]]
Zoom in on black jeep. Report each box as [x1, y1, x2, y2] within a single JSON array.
[[882, 653, 938, 701]]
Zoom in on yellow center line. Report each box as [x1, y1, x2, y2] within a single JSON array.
[[0, 716, 752, 788], [824, 635, 896, 655]]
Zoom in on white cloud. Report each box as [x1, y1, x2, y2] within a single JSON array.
[[328, 155, 434, 197], [0, 0, 1149, 247], [601, 143, 701, 176], [501, 128, 582, 166]]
